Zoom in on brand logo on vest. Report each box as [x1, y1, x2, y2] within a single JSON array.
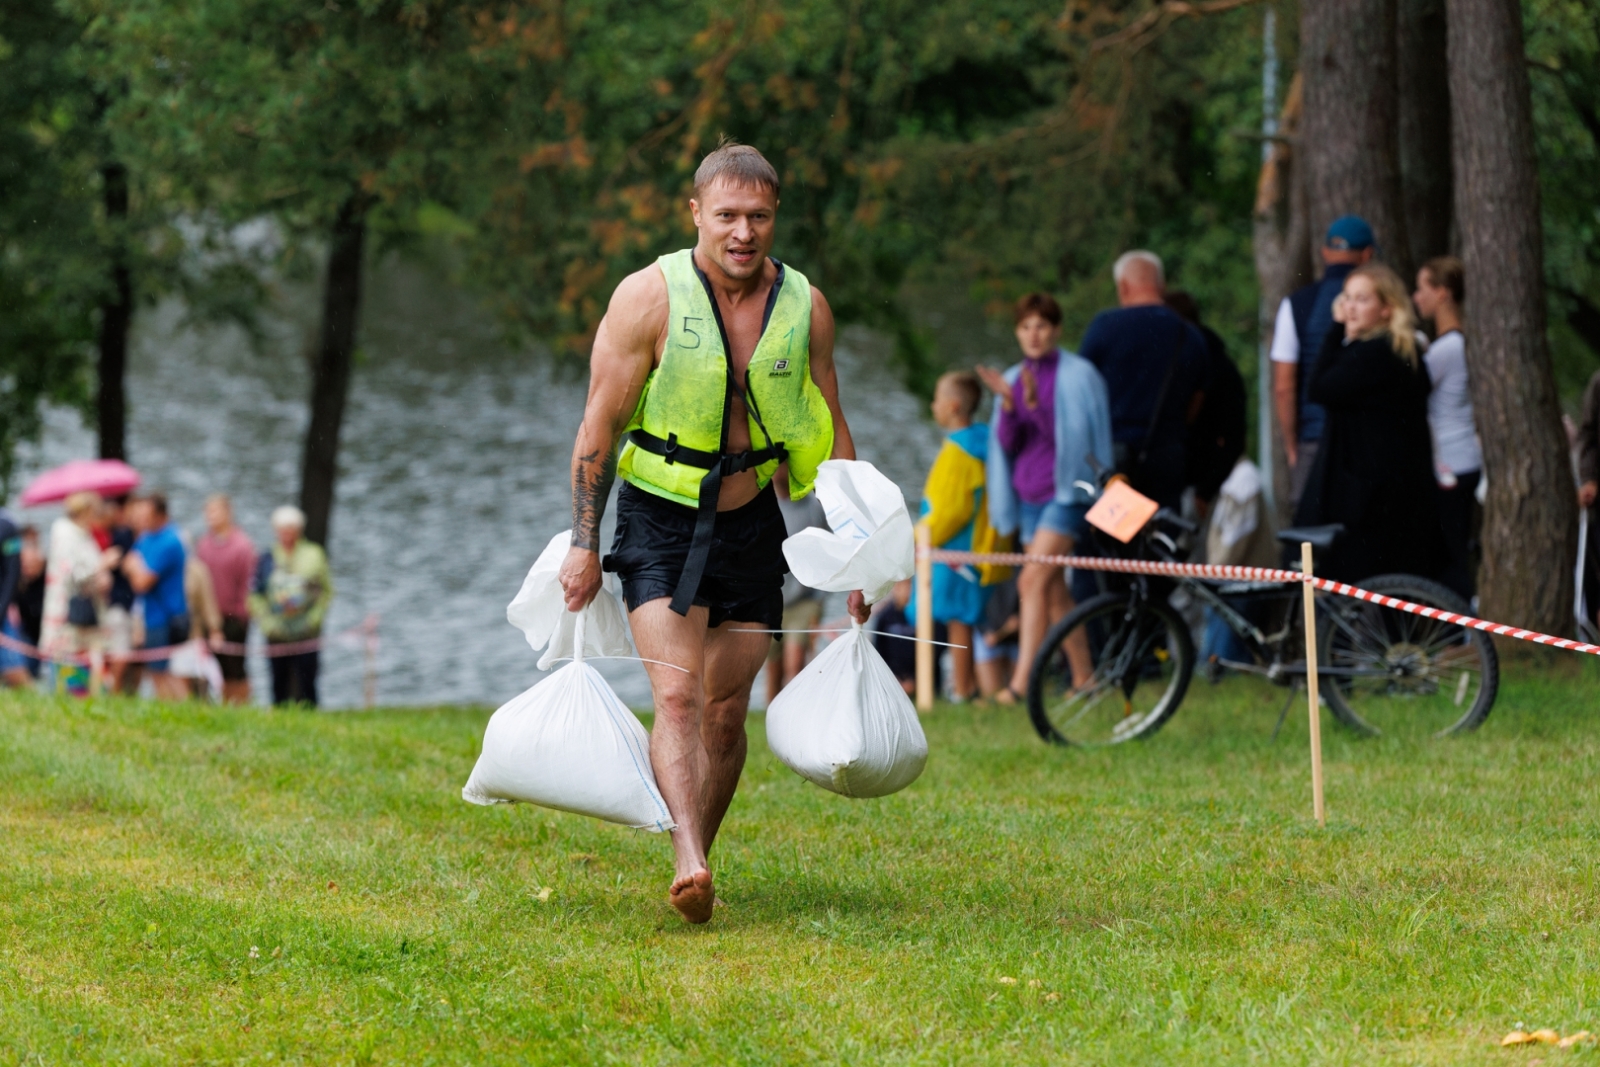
[[771, 358, 791, 376]]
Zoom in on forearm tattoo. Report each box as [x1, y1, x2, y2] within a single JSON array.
[[572, 442, 618, 552]]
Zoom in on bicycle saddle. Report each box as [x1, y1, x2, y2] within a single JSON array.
[[1275, 524, 1345, 551]]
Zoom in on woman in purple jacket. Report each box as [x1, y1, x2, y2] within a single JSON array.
[[977, 293, 1114, 703]]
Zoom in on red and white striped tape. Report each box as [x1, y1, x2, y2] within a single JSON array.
[[924, 547, 1600, 656]]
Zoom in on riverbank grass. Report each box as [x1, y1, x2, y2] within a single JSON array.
[[4, 664, 1600, 1065]]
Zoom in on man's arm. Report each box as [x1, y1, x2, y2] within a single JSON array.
[[1268, 298, 1300, 467], [808, 286, 855, 461], [558, 268, 665, 611], [122, 549, 158, 594], [1272, 361, 1298, 467]]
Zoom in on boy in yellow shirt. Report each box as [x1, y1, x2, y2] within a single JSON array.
[[914, 371, 1011, 701]]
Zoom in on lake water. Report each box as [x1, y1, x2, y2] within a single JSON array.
[[8, 257, 947, 709]]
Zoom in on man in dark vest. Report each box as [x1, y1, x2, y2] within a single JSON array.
[[558, 143, 864, 924], [1269, 215, 1377, 506]]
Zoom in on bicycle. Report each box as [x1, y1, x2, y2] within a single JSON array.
[[1024, 501, 1500, 746]]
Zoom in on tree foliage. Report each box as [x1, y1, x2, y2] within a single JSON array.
[[1, 0, 1598, 489], [447, 0, 1268, 394], [0, 2, 100, 488], [1526, 0, 1600, 397]]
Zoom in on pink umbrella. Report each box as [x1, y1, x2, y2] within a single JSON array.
[[19, 459, 142, 507]]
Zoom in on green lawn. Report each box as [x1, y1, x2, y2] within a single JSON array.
[[3, 661, 1599, 1065]]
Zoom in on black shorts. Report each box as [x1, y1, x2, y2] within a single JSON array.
[[604, 482, 787, 629], [217, 615, 249, 681]]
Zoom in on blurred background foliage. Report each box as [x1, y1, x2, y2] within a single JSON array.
[[0, 0, 1596, 475]]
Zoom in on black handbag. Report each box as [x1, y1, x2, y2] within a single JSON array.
[[67, 593, 99, 628]]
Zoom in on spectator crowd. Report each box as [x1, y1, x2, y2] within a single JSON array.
[[9, 214, 1579, 709], [0, 492, 334, 707], [811, 215, 1498, 702]]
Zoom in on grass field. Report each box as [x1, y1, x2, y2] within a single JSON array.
[[3, 661, 1600, 1065]]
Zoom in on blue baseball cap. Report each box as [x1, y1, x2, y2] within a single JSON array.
[[1324, 215, 1375, 251]]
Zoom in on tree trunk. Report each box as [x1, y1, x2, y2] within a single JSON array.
[[1447, 0, 1576, 634], [97, 161, 132, 462], [299, 195, 368, 552], [1299, 0, 1411, 277], [1397, 0, 1454, 269], [1253, 73, 1312, 526]]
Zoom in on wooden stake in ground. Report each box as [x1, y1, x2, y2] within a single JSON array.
[[1301, 541, 1326, 826], [915, 523, 934, 711]]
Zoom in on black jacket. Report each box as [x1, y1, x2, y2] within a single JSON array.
[[1292, 331, 1443, 583], [1184, 324, 1247, 501]]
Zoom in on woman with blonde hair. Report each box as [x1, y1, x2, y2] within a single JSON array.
[[1291, 264, 1444, 583], [40, 491, 122, 693]]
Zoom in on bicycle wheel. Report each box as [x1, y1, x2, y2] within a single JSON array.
[[1320, 574, 1499, 737], [1027, 592, 1195, 746]]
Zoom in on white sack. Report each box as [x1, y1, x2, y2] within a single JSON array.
[[507, 529, 633, 670], [765, 623, 928, 798], [462, 614, 674, 831], [781, 460, 914, 606], [168, 640, 224, 698]]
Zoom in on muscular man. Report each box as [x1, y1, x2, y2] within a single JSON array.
[[557, 143, 866, 924]]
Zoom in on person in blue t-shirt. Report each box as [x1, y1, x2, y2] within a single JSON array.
[[120, 491, 190, 700], [1078, 250, 1209, 510]]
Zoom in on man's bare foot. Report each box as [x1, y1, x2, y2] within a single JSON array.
[[669, 869, 715, 924]]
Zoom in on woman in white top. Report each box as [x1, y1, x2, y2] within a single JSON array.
[[40, 491, 120, 677], [1413, 255, 1480, 600]]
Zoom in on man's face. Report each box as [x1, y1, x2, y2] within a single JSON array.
[[276, 525, 300, 551], [204, 499, 231, 533], [690, 180, 778, 281], [1014, 314, 1061, 360], [127, 501, 152, 533]]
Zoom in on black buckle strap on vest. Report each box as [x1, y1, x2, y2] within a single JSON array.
[[628, 429, 786, 474]]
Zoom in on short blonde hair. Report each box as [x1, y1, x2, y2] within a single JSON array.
[[694, 142, 779, 200], [1348, 264, 1419, 367], [63, 491, 102, 521]]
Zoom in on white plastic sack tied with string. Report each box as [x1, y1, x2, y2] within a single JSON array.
[[461, 532, 674, 831], [767, 460, 927, 797]]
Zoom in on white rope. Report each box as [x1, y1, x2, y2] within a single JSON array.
[[722, 627, 967, 649], [549, 654, 692, 674]]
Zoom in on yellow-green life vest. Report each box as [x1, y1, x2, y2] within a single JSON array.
[[617, 248, 834, 506]]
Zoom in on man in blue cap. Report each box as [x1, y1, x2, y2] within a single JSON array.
[[1270, 215, 1377, 505]]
